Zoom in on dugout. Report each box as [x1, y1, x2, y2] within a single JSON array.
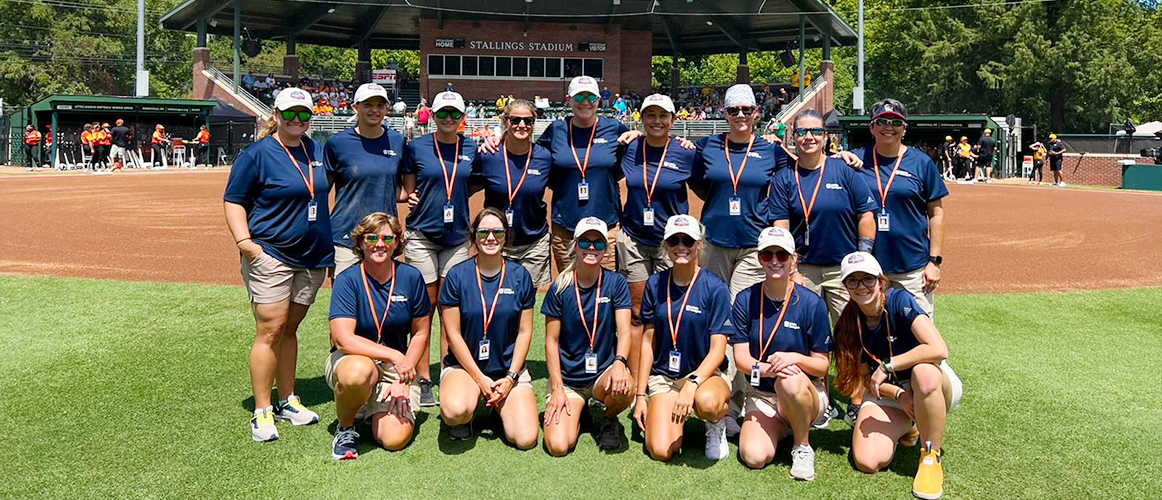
[[9, 95, 215, 168], [838, 114, 1007, 174], [207, 99, 257, 165]]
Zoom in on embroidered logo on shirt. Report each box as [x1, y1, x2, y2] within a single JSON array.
[[866, 196, 875, 204], [597, 297, 610, 304], [594, 138, 609, 144], [747, 152, 763, 159], [784, 321, 801, 329], [498, 288, 516, 295], [528, 169, 542, 176], [384, 149, 396, 156], [459, 155, 473, 161], [903, 306, 912, 316], [684, 305, 702, 314], [896, 170, 914, 178], [663, 161, 679, 170], [825, 183, 844, 190], [311, 161, 324, 167], [390, 295, 408, 302]]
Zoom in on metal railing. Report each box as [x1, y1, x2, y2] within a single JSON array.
[[771, 78, 828, 126], [205, 65, 272, 117]]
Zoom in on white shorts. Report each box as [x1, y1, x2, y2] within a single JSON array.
[[742, 377, 830, 427], [862, 360, 963, 414]]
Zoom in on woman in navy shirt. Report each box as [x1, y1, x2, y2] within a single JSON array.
[[833, 252, 963, 500], [770, 109, 878, 322], [439, 208, 539, 449], [633, 214, 733, 462], [542, 217, 634, 456], [471, 99, 554, 287], [224, 88, 332, 442], [730, 227, 831, 479], [327, 213, 431, 459]]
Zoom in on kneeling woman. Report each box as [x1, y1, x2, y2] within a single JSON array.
[[730, 227, 832, 480], [439, 208, 539, 449], [327, 213, 431, 459], [633, 215, 733, 461], [833, 252, 963, 500], [542, 217, 634, 456]]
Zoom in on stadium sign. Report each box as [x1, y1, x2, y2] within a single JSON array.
[[54, 103, 203, 113], [437, 38, 600, 53]]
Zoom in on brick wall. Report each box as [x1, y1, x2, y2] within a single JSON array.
[[191, 48, 259, 117], [619, 30, 653, 96], [1056, 154, 1150, 187]]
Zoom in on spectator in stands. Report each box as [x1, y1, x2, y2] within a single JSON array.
[[466, 103, 478, 119], [416, 99, 431, 134], [791, 71, 801, 92], [23, 125, 41, 171], [804, 71, 813, 87], [445, 82, 454, 92], [496, 94, 507, 112], [393, 98, 407, 115], [404, 112, 417, 140], [602, 86, 613, 107]]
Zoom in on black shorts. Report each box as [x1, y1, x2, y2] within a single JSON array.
[[976, 155, 992, 166], [1049, 159, 1063, 171], [1033, 160, 1044, 169]]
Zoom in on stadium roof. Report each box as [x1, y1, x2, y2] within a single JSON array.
[[161, 0, 857, 56]]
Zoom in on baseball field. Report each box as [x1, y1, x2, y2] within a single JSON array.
[[2, 169, 1160, 499]]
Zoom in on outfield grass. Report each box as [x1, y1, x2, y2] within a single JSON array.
[[1, 275, 1159, 499]]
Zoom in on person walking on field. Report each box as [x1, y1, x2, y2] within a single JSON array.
[[23, 125, 41, 171], [1028, 141, 1047, 184], [974, 129, 996, 183]]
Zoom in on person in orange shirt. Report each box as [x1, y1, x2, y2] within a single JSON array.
[[98, 123, 114, 171], [194, 125, 212, 168], [23, 125, 42, 171], [151, 124, 170, 168], [88, 122, 108, 171], [43, 124, 54, 170], [79, 124, 93, 169]]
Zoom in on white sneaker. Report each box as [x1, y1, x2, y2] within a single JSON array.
[[250, 406, 279, 442], [1058, 182, 1067, 187], [704, 419, 729, 460], [790, 444, 816, 481], [276, 395, 319, 426]]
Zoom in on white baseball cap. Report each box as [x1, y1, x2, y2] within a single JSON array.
[[840, 252, 884, 281], [353, 83, 389, 104], [663, 214, 702, 241], [573, 216, 609, 240], [431, 91, 466, 113], [640, 94, 676, 114], [567, 76, 600, 97], [723, 84, 757, 108], [274, 87, 313, 111], [757, 227, 795, 254]]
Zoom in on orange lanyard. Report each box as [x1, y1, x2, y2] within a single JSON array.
[[793, 158, 826, 227], [502, 141, 532, 208], [723, 133, 755, 196], [665, 267, 703, 350], [568, 117, 599, 180], [474, 259, 507, 339], [573, 269, 603, 351], [359, 262, 397, 344], [640, 138, 671, 205], [274, 135, 315, 198], [433, 133, 461, 202], [872, 146, 906, 210], [857, 313, 894, 367], [757, 283, 796, 360]]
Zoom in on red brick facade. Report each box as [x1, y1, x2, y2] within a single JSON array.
[[419, 19, 652, 102], [1052, 154, 1151, 187], [191, 47, 259, 117]]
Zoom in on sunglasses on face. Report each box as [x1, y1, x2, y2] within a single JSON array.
[[572, 94, 600, 104], [576, 239, 607, 251], [871, 118, 906, 128], [476, 228, 506, 240], [795, 127, 827, 137], [758, 249, 792, 263], [363, 234, 395, 245], [435, 109, 464, 120], [843, 275, 879, 290], [664, 235, 697, 248], [507, 116, 535, 126], [725, 107, 756, 117], [279, 110, 312, 122]]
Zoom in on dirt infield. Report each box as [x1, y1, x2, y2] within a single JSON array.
[[2, 169, 1160, 294]]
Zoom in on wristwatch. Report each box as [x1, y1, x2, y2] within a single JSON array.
[[506, 371, 520, 383], [613, 355, 629, 367], [687, 375, 702, 386], [928, 255, 943, 266]]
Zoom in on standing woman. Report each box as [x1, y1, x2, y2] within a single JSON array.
[[438, 208, 539, 449], [471, 98, 554, 288], [151, 124, 170, 168], [194, 125, 211, 168], [401, 90, 476, 399], [833, 252, 963, 500], [22, 125, 41, 171], [542, 217, 634, 456], [617, 93, 696, 384], [730, 227, 832, 479], [769, 109, 879, 322], [327, 212, 431, 459], [633, 215, 733, 461], [224, 88, 333, 442], [80, 123, 93, 169]]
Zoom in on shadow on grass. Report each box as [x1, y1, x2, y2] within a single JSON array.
[[323, 412, 432, 457], [240, 375, 331, 412]]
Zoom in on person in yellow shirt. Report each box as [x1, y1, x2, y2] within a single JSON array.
[[804, 71, 812, 87], [496, 94, 507, 112], [1028, 141, 1047, 184], [791, 71, 801, 89], [957, 136, 975, 181]]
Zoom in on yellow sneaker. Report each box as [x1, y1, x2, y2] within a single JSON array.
[[912, 441, 943, 499]]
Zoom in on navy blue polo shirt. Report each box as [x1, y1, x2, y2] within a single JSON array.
[[223, 135, 334, 269], [728, 282, 831, 392], [537, 117, 629, 231], [472, 142, 552, 246], [693, 134, 790, 248], [329, 262, 431, 352], [640, 269, 732, 378], [440, 258, 536, 379], [541, 269, 632, 388], [620, 137, 694, 247], [857, 288, 926, 381], [768, 158, 879, 265], [853, 146, 948, 274], [403, 134, 476, 247], [324, 127, 408, 247]]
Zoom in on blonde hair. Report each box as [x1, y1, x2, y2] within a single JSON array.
[[552, 233, 606, 295], [256, 113, 278, 140], [349, 212, 406, 261]]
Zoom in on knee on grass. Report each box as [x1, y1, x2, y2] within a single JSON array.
[[543, 426, 578, 457], [739, 443, 774, 469]]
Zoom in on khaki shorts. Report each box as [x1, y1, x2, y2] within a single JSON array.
[[646, 371, 729, 397], [862, 360, 963, 414], [503, 231, 552, 287], [551, 223, 617, 274], [743, 377, 830, 427], [549, 364, 617, 402], [324, 350, 420, 422], [330, 244, 360, 277], [440, 365, 534, 393], [239, 251, 326, 305], [700, 241, 764, 298], [616, 235, 672, 283], [404, 230, 471, 284], [799, 263, 851, 322], [885, 267, 934, 315]]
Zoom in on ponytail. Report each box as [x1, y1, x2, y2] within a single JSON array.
[[256, 113, 277, 140]]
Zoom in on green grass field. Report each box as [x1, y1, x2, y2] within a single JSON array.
[[2, 275, 1159, 499]]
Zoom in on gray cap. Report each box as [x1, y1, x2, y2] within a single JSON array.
[[723, 84, 756, 108]]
